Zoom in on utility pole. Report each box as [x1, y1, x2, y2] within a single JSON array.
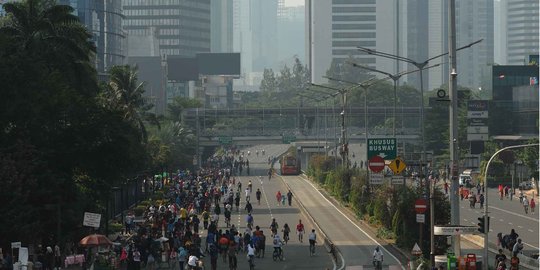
[[448, 0, 460, 257]]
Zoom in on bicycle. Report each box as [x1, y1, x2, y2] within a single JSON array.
[[309, 240, 316, 256], [283, 233, 289, 245], [272, 247, 284, 261], [225, 217, 231, 227], [248, 255, 255, 270]]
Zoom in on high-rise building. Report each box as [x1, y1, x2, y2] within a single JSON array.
[[494, 0, 507, 64], [505, 0, 539, 65], [59, 0, 126, 75], [122, 0, 211, 57], [428, 0, 494, 90], [306, 0, 399, 84], [277, 3, 305, 67], [211, 0, 233, 53], [456, 0, 494, 90]]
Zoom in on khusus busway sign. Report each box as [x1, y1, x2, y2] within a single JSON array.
[[367, 138, 397, 160]]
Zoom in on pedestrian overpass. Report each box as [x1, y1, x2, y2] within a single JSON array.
[[182, 106, 424, 147]]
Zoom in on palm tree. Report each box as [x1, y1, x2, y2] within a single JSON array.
[[103, 65, 159, 142], [1, 0, 94, 55], [0, 0, 97, 89]]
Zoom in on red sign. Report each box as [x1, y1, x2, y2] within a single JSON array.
[[415, 199, 427, 214], [368, 155, 385, 173]]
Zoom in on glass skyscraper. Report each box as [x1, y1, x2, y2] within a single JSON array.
[[122, 0, 211, 57], [60, 0, 126, 75]]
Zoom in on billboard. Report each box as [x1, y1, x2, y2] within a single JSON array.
[[167, 56, 199, 81], [197, 53, 240, 76]]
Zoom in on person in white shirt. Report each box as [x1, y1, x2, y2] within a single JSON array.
[[247, 243, 256, 267], [272, 234, 284, 257], [187, 255, 199, 269], [373, 246, 383, 270]]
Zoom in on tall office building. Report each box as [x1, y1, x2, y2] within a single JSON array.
[[494, 0, 507, 64], [211, 0, 233, 53], [59, 0, 126, 75], [505, 0, 539, 65], [428, 0, 493, 90], [306, 0, 399, 84], [233, 0, 277, 73], [456, 0, 494, 89], [123, 0, 211, 57], [277, 3, 305, 66]]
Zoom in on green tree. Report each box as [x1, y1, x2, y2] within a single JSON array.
[[101, 65, 159, 142], [167, 96, 202, 122]]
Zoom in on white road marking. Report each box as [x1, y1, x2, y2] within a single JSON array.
[[528, 229, 534, 232], [294, 175, 404, 269], [488, 205, 539, 222]]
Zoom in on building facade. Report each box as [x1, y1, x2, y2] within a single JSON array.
[[489, 65, 539, 136], [60, 0, 126, 75], [505, 0, 539, 65], [123, 0, 211, 57], [211, 0, 233, 53], [428, 0, 494, 90]]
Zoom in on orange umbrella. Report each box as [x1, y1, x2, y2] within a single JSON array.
[[79, 234, 113, 247]]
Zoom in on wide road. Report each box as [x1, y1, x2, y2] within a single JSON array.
[[201, 146, 334, 269], [281, 174, 403, 269], [459, 187, 539, 253]]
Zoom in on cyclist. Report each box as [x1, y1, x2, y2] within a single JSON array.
[[308, 229, 317, 255], [372, 246, 383, 270], [296, 220, 305, 243], [270, 218, 279, 237], [282, 223, 291, 244], [247, 243, 255, 268], [248, 180, 253, 192], [272, 233, 284, 259]]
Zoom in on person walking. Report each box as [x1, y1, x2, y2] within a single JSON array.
[[522, 196, 529, 214], [530, 198, 536, 213], [287, 190, 293, 206], [479, 193, 485, 208], [276, 191, 282, 206]]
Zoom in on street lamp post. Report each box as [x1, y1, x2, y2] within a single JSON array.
[[358, 38, 482, 259], [483, 144, 539, 270]]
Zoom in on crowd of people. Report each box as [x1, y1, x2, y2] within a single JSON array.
[[111, 151, 315, 270]]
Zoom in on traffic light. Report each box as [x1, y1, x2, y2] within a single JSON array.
[[477, 216, 490, 234]]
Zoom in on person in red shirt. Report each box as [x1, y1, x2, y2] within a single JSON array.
[[296, 220, 305, 243], [530, 198, 536, 213]]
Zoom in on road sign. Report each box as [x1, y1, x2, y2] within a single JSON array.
[[391, 176, 404, 185], [370, 173, 384, 185], [388, 157, 406, 174], [11, 242, 21, 249], [414, 199, 427, 214], [218, 136, 233, 145], [411, 243, 422, 256], [282, 135, 296, 144], [83, 212, 101, 228], [368, 155, 385, 173], [416, 214, 425, 223], [433, 226, 478, 235], [367, 138, 396, 160]]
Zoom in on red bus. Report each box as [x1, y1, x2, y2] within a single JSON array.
[[280, 155, 301, 175]]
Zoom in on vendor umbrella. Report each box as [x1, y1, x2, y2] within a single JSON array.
[[79, 234, 113, 247]]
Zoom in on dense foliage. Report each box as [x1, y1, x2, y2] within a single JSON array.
[[0, 0, 196, 246], [307, 158, 451, 259]]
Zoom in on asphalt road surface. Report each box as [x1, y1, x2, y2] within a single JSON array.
[[199, 149, 334, 269], [459, 187, 539, 252]]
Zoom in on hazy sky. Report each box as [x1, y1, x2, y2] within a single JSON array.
[[285, 0, 304, 7]]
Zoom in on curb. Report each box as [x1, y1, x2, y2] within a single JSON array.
[[279, 173, 344, 270], [300, 175, 411, 266]]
